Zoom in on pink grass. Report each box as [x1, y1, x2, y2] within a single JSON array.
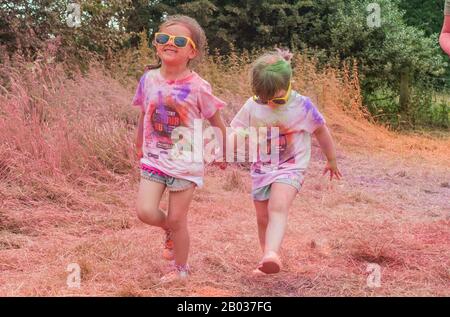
[[0, 49, 449, 296]]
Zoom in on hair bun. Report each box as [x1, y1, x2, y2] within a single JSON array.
[[275, 48, 293, 62]]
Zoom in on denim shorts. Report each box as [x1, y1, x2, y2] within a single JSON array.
[[252, 178, 301, 201], [140, 164, 195, 192]]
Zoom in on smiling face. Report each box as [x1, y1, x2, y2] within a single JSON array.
[[154, 24, 197, 67]]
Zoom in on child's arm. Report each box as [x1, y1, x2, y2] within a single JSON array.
[[313, 125, 342, 180], [208, 110, 227, 168], [440, 0, 450, 56], [135, 110, 145, 159]]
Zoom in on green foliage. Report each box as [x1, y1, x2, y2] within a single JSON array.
[[323, 0, 448, 129], [0, 0, 133, 63], [399, 0, 445, 36], [1, 0, 448, 130]]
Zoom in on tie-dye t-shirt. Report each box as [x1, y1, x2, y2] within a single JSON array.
[[132, 69, 226, 187], [230, 91, 325, 190]]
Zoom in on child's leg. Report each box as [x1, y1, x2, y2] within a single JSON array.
[[253, 200, 269, 252], [136, 178, 167, 229], [264, 183, 297, 255], [167, 186, 196, 266]]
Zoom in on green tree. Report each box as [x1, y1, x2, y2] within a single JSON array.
[[399, 0, 445, 36], [327, 0, 447, 117], [175, 0, 340, 54], [1, 0, 133, 62]]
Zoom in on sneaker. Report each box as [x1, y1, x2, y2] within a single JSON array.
[[258, 251, 282, 274], [160, 264, 189, 283], [252, 267, 268, 277], [162, 229, 174, 261]]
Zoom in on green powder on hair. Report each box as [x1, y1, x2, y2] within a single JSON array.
[[251, 54, 292, 102]]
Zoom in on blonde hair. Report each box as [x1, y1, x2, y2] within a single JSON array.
[[250, 49, 293, 102], [145, 15, 207, 71]]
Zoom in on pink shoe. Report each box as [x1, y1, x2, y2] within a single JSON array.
[[252, 268, 268, 277], [160, 264, 189, 284], [162, 229, 174, 261], [258, 251, 282, 274]]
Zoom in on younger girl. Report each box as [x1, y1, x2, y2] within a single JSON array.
[[440, 0, 450, 56], [132, 15, 227, 282], [230, 50, 342, 275]]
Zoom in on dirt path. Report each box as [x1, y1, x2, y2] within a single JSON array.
[[0, 146, 449, 296]]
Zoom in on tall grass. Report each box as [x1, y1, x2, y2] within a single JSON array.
[[1, 42, 449, 211], [1, 42, 449, 297], [0, 50, 137, 211]]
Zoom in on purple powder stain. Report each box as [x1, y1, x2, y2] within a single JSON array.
[[303, 98, 324, 125], [139, 76, 145, 91], [173, 84, 191, 101], [133, 76, 146, 105], [158, 91, 169, 124]]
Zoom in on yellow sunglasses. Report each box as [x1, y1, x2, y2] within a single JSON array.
[[154, 32, 197, 50], [253, 82, 292, 106]]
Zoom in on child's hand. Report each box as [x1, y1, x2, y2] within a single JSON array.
[[136, 147, 143, 160], [322, 159, 342, 181], [212, 161, 227, 170]]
